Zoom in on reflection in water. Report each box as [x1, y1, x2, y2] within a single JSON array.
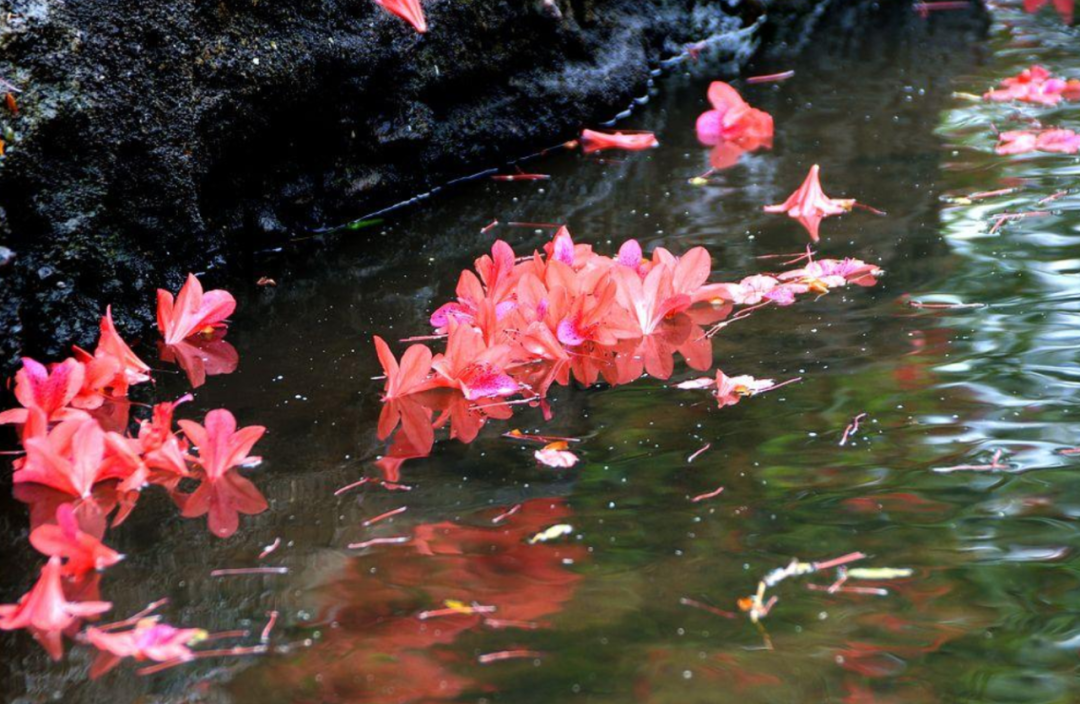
[[229, 499, 583, 704]]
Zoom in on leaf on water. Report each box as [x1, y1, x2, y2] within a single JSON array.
[[527, 524, 573, 544], [346, 218, 385, 231]]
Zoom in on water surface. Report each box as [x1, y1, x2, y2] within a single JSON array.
[[6, 3, 1080, 703]]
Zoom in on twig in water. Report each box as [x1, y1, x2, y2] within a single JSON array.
[[933, 449, 1009, 473], [746, 70, 795, 84], [907, 300, 985, 310], [210, 567, 289, 577], [348, 536, 411, 549], [478, 650, 544, 664], [687, 443, 711, 463], [839, 413, 868, 447], [481, 219, 500, 234], [690, 486, 724, 503], [492, 504, 522, 524], [362, 506, 407, 527], [259, 538, 281, 560], [679, 597, 736, 619], [334, 477, 373, 496], [260, 611, 279, 644]]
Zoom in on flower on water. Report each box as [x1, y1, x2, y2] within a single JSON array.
[[714, 371, 774, 408], [0, 358, 88, 427], [156, 273, 237, 345], [29, 504, 123, 577], [534, 441, 579, 468], [579, 129, 659, 154], [695, 82, 774, 149], [763, 165, 855, 242], [0, 557, 112, 660], [984, 64, 1080, 105], [85, 618, 207, 678], [996, 128, 1080, 155], [178, 409, 265, 483], [374, 336, 434, 400]]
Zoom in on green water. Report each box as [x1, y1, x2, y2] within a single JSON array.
[[6, 2, 1080, 702]]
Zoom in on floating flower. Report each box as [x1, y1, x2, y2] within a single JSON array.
[[0, 358, 88, 427], [996, 128, 1080, 155], [714, 371, 775, 408], [29, 504, 123, 577], [984, 65, 1080, 105], [579, 129, 659, 154], [763, 165, 856, 241], [695, 81, 774, 167], [534, 441, 579, 468], [0, 557, 111, 660], [178, 409, 265, 483], [156, 273, 237, 345], [85, 618, 207, 678]]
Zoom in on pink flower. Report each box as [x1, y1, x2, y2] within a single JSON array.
[[0, 557, 112, 660], [579, 129, 659, 154], [984, 65, 1080, 105], [156, 274, 237, 344], [177, 409, 265, 483], [15, 418, 130, 499], [534, 442, 579, 468], [95, 307, 151, 392], [764, 165, 855, 242], [374, 336, 433, 400], [430, 322, 518, 400], [86, 618, 207, 678], [996, 128, 1080, 155], [372, 0, 426, 33], [29, 504, 123, 577], [695, 82, 774, 149], [714, 371, 774, 408], [0, 358, 88, 427]]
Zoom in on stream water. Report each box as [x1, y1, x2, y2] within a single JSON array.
[[6, 2, 1080, 702]]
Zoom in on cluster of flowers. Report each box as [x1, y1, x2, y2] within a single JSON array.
[[0, 275, 266, 672], [996, 127, 1080, 155], [372, 228, 881, 476], [984, 64, 1080, 105]]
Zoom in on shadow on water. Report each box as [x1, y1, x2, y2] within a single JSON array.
[[11, 3, 1080, 703]]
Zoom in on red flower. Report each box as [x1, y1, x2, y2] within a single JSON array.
[[373, 0, 427, 33], [156, 273, 237, 344], [15, 418, 129, 499], [373, 335, 433, 400], [580, 129, 659, 154], [763, 164, 855, 241], [177, 409, 265, 483], [29, 503, 123, 577], [0, 557, 112, 660], [94, 307, 151, 393]]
